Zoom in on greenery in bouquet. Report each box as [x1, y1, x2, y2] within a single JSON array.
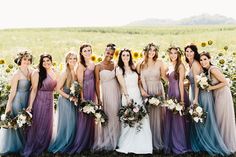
[[118, 99, 147, 132]]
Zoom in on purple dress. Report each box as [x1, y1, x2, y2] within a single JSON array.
[[163, 71, 191, 154], [23, 75, 57, 157], [67, 68, 96, 154]]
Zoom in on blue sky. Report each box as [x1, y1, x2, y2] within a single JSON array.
[[0, 0, 235, 28]]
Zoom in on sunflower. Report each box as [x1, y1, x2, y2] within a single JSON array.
[[208, 40, 213, 45], [97, 56, 103, 63], [59, 63, 63, 72], [139, 52, 143, 59], [6, 84, 11, 91], [114, 49, 119, 59], [201, 42, 206, 47], [5, 68, 11, 73], [91, 54, 97, 62], [219, 59, 225, 64], [218, 53, 223, 57], [8, 64, 14, 69], [52, 62, 57, 67], [132, 51, 139, 60], [0, 59, 5, 64], [224, 46, 228, 51]]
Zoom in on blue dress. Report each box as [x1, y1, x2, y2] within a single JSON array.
[[188, 71, 230, 156], [48, 86, 77, 153], [0, 80, 30, 155]]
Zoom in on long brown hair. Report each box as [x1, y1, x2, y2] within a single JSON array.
[[167, 46, 183, 80], [117, 48, 137, 76], [79, 43, 92, 68], [38, 54, 52, 88], [65, 51, 77, 88], [141, 43, 159, 70]]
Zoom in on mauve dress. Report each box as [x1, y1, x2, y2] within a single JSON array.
[[209, 66, 236, 154], [67, 68, 96, 154], [163, 70, 191, 154], [23, 75, 57, 157]]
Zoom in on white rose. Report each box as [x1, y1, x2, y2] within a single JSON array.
[[189, 109, 193, 115], [168, 103, 176, 110], [1, 114, 6, 121], [175, 104, 183, 111], [193, 117, 200, 123], [18, 115, 26, 121], [195, 106, 203, 114], [95, 113, 102, 119], [101, 118, 105, 123]]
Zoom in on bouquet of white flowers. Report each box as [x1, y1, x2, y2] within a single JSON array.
[[0, 109, 32, 129], [79, 100, 108, 127], [196, 73, 210, 90], [118, 99, 147, 132], [94, 106, 108, 126], [69, 81, 82, 105], [0, 113, 17, 129], [16, 109, 32, 128], [144, 95, 163, 107], [187, 103, 207, 123], [162, 98, 184, 116]]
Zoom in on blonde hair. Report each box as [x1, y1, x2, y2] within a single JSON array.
[[141, 43, 159, 70], [65, 51, 77, 87]]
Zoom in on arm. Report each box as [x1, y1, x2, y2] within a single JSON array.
[[76, 64, 85, 100], [178, 64, 185, 103], [160, 60, 168, 81], [116, 68, 130, 102], [26, 70, 39, 112], [192, 63, 202, 104], [55, 71, 70, 99], [208, 68, 228, 90], [5, 73, 19, 114], [94, 64, 102, 105]]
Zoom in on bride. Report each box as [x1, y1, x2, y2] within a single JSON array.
[[115, 48, 152, 154]]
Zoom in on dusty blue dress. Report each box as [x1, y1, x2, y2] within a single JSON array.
[[188, 71, 230, 156], [0, 80, 30, 155], [48, 86, 77, 153]]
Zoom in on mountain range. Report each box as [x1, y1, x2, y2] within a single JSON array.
[[126, 14, 236, 26]]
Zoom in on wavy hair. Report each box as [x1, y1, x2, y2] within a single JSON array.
[[65, 51, 77, 88], [14, 50, 33, 66], [184, 44, 200, 63], [167, 46, 183, 80], [117, 48, 137, 76], [141, 43, 159, 70], [38, 54, 52, 88], [79, 43, 92, 68]]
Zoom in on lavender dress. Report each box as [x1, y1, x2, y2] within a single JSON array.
[[67, 68, 96, 154], [163, 70, 191, 154], [23, 75, 57, 157]]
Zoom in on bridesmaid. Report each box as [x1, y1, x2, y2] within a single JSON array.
[[23, 54, 57, 157], [199, 51, 236, 154], [67, 43, 96, 154], [0, 51, 33, 156], [93, 43, 121, 151], [48, 52, 78, 153], [137, 43, 165, 151], [163, 46, 190, 154], [185, 44, 230, 156]]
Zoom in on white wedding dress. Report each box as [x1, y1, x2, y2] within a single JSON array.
[[116, 70, 152, 154]]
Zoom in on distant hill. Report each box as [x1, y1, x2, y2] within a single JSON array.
[[126, 14, 236, 26]]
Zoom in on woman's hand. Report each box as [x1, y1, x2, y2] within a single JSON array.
[[26, 105, 33, 113], [5, 105, 12, 114]]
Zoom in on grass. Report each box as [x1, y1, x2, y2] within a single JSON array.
[[0, 25, 236, 63]]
